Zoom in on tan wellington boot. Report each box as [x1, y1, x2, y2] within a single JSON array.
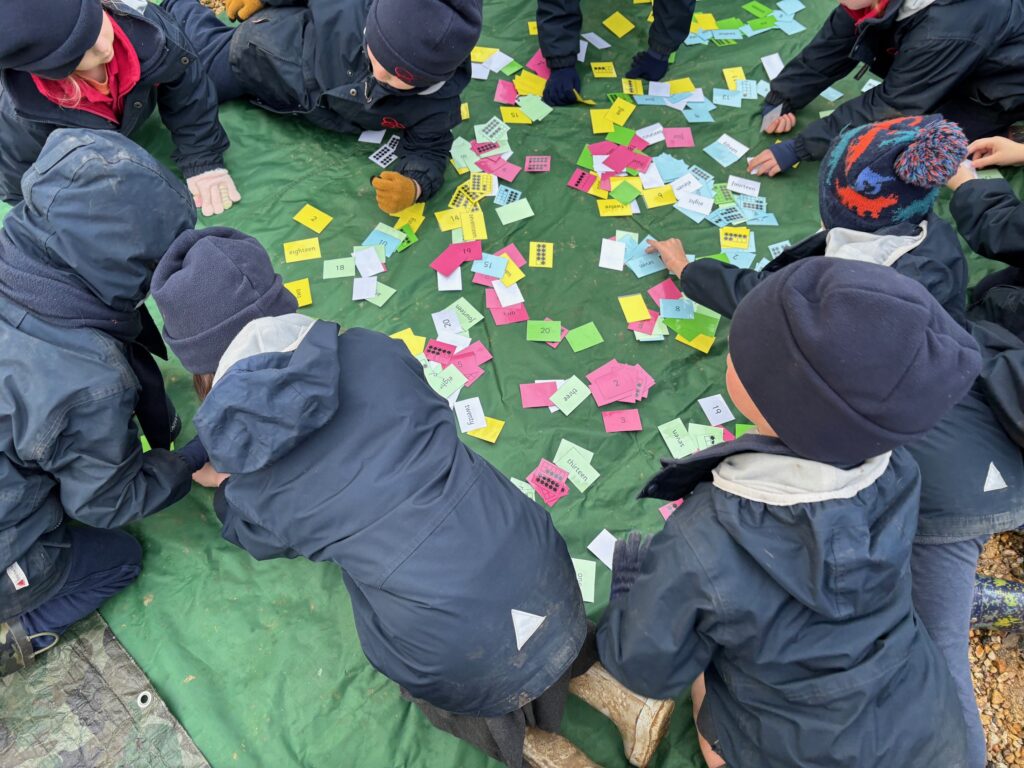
[[568, 663, 675, 768], [523, 727, 602, 768]]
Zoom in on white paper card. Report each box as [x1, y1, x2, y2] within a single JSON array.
[[761, 53, 785, 80], [699, 394, 735, 426], [588, 529, 617, 570], [358, 129, 386, 144], [984, 462, 1008, 492], [454, 397, 486, 433], [437, 266, 463, 292], [431, 308, 463, 336], [599, 238, 626, 271], [581, 32, 611, 50], [727, 175, 761, 197], [511, 609, 546, 650], [353, 246, 385, 277], [352, 276, 378, 300]]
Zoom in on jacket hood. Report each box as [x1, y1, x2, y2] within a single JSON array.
[[823, 220, 927, 266], [196, 315, 341, 474], [2, 129, 195, 311], [711, 451, 905, 618]]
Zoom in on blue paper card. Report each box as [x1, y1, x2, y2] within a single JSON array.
[[495, 185, 522, 206], [712, 88, 743, 108], [470, 253, 508, 278], [660, 298, 696, 319], [653, 154, 689, 183], [820, 86, 844, 102], [627, 253, 668, 278]]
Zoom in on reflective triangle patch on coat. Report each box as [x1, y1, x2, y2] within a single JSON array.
[[511, 609, 546, 651], [984, 462, 1008, 493]]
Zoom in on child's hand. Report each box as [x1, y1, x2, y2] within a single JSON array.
[[946, 160, 978, 191], [646, 238, 688, 277], [193, 463, 230, 489], [968, 136, 1024, 168], [763, 112, 797, 134]]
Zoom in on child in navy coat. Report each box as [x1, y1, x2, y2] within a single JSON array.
[[150, 230, 676, 768], [747, 0, 1024, 177], [598, 257, 981, 768], [0, 0, 238, 215]]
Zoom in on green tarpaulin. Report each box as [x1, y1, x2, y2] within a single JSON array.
[[4, 0, 1011, 765]]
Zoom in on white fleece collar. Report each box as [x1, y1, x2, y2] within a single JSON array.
[[824, 220, 927, 267], [898, 0, 940, 20], [712, 452, 892, 506], [213, 314, 318, 386]]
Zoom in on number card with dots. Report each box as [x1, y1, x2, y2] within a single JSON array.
[[529, 242, 554, 268]]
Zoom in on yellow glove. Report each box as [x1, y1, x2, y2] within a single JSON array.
[[372, 172, 419, 215], [225, 0, 264, 22]]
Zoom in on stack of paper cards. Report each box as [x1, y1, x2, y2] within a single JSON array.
[[586, 360, 656, 406], [553, 439, 600, 493], [527, 459, 570, 507]]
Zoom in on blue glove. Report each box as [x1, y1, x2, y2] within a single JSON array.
[[543, 65, 581, 107], [625, 50, 669, 82], [174, 436, 209, 474], [766, 140, 800, 174], [610, 532, 653, 600]]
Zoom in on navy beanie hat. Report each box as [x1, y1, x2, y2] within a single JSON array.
[[364, 0, 482, 87], [819, 115, 968, 232], [152, 228, 298, 375], [0, 0, 104, 79], [730, 258, 981, 465]]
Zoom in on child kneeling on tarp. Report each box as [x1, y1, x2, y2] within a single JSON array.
[[597, 258, 980, 768], [150, 229, 675, 768]]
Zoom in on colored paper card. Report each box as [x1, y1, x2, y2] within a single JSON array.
[[566, 322, 604, 352], [611, 181, 642, 205], [551, 376, 591, 415], [502, 259, 526, 286], [543, 318, 569, 349], [527, 459, 570, 507], [529, 241, 554, 268], [490, 303, 530, 325], [719, 226, 750, 251], [743, 0, 774, 17], [675, 332, 715, 354], [597, 198, 635, 217], [366, 281, 396, 308], [555, 438, 595, 465], [521, 381, 559, 408], [735, 423, 756, 437], [642, 185, 676, 209], [591, 62, 617, 78], [390, 328, 426, 357], [525, 155, 551, 172], [722, 67, 746, 89], [425, 365, 468, 400], [283, 278, 312, 307], [663, 127, 694, 148], [354, 246, 386, 277], [660, 298, 695, 319], [659, 418, 698, 459], [568, 168, 598, 192], [468, 416, 504, 444], [571, 559, 597, 603], [454, 397, 486, 433], [618, 294, 651, 324], [526, 49, 552, 79], [323, 257, 355, 280], [471, 253, 509, 278], [496, 198, 535, 225], [494, 80, 519, 104], [588, 529, 617, 569], [820, 86, 844, 102], [494, 185, 523, 207], [424, 339, 457, 366], [292, 204, 332, 233], [526, 320, 562, 342], [703, 134, 749, 167], [609, 98, 636, 126], [603, 11, 635, 36], [668, 77, 696, 94], [689, 423, 726, 449], [603, 409, 642, 433], [554, 447, 600, 493], [599, 238, 627, 271], [699, 394, 735, 426], [283, 237, 322, 263], [622, 78, 644, 95], [519, 94, 554, 122], [590, 108, 614, 133], [501, 106, 532, 124], [659, 499, 684, 520], [713, 88, 743, 108], [447, 297, 484, 330]]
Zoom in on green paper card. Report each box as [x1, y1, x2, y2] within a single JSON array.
[[611, 183, 642, 205], [571, 558, 597, 603], [365, 282, 396, 308], [518, 94, 554, 122], [742, 1, 774, 18], [323, 258, 355, 280], [689, 423, 726, 450], [735, 423, 756, 437], [447, 297, 483, 330], [526, 320, 562, 342], [566, 322, 604, 352], [500, 60, 523, 77], [658, 418, 699, 459], [606, 125, 636, 146], [748, 16, 777, 30], [425, 365, 468, 400], [716, 16, 745, 29], [554, 439, 595, 466], [550, 376, 590, 415], [555, 447, 600, 492], [511, 477, 536, 500]]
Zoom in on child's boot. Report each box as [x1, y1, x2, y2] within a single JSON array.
[[0, 619, 58, 676], [568, 663, 674, 768], [523, 727, 601, 768], [972, 575, 1024, 631]]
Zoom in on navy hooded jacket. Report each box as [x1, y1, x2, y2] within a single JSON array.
[[223, 0, 469, 201], [597, 437, 969, 767], [197, 315, 586, 717], [767, 0, 1024, 160], [0, 0, 230, 205], [0, 130, 197, 621]]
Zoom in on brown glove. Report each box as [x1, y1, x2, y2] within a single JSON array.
[[372, 172, 419, 215], [225, 0, 264, 22]]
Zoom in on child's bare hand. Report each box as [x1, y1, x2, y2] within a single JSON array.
[[968, 136, 1024, 168], [747, 150, 782, 177], [193, 463, 230, 489], [946, 160, 977, 191], [646, 238, 688, 277], [763, 113, 797, 134]]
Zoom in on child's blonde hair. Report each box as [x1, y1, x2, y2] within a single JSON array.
[[39, 75, 86, 109]]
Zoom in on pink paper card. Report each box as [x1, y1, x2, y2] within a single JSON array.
[[484, 288, 502, 309], [543, 317, 569, 349], [664, 127, 694, 148], [430, 249, 465, 276], [627, 153, 653, 173], [463, 340, 492, 364], [647, 277, 683, 303], [423, 339, 457, 365], [525, 49, 552, 79], [722, 428, 736, 442], [495, 243, 526, 267], [586, 359, 623, 384], [494, 161, 522, 182], [659, 499, 683, 520], [633, 364, 656, 400], [628, 135, 650, 152], [475, 156, 505, 174], [600, 172, 617, 192], [473, 272, 497, 287], [471, 140, 501, 155], [520, 381, 559, 408], [450, 353, 484, 386], [603, 409, 643, 433], [490, 303, 529, 325], [567, 169, 597, 192], [590, 368, 638, 407], [588, 141, 619, 155], [628, 311, 661, 336], [527, 459, 570, 507], [525, 155, 551, 173], [605, 146, 636, 173], [494, 80, 519, 105]]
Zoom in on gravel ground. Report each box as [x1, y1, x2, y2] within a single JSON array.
[[973, 532, 1024, 768]]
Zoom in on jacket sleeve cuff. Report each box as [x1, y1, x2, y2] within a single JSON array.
[[178, 155, 227, 180], [394, 165, 437, 201], [792, 134, 815, 161], [544, 54, 579, 70]]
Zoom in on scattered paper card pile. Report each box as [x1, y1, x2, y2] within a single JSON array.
[[684, 0, 808, 46], [586, 359, 655, 407], [525, 439, 601, 509]]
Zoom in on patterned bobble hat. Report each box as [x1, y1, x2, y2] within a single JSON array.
[[819, 115, 968, 232]]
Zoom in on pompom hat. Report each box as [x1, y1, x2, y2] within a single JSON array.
[[819, 115, 968, 232]]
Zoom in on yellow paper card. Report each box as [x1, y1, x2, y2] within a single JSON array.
[[461, 208, 488, 242], [621, 78, 644, 95], [528, 20, 538, 35], [468, 172, 494, 197], [719, 226, 751, 250], [390, 328, 426, 357], [283, 237, 321, 263], [514, 70, 547, 96], [611, 177, 643, 192], [676, 333, 715, 354], [468, 416, 505, 444], [591, 62, 617, 79], [394, 202, 425, 228], [642, 185, 677, 209], [723, 67, 746, 90], [603, 11, 636, 37], [590, 108, 614, 134], [500, 106, 533, 124], [292, 204, 332, 234], [501, 260, 525, 286], [460, 102, 470, 121], [435, 209, 462, 232], [449, 159, 469, 175], [574, 90, 597, 105], [648, 11, 654, 21], [586, 179, 609, 199], [608, 98, 636, 126], [668, 77, 696, 94], [403, 214, 426, 233], [619, 294, 651, 323], [693, 12, 718, 31], [284, 278, 312, 307], [471, 46, 499, 63], [529, 242, 554, 268], [597, 198, 635, 217]]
